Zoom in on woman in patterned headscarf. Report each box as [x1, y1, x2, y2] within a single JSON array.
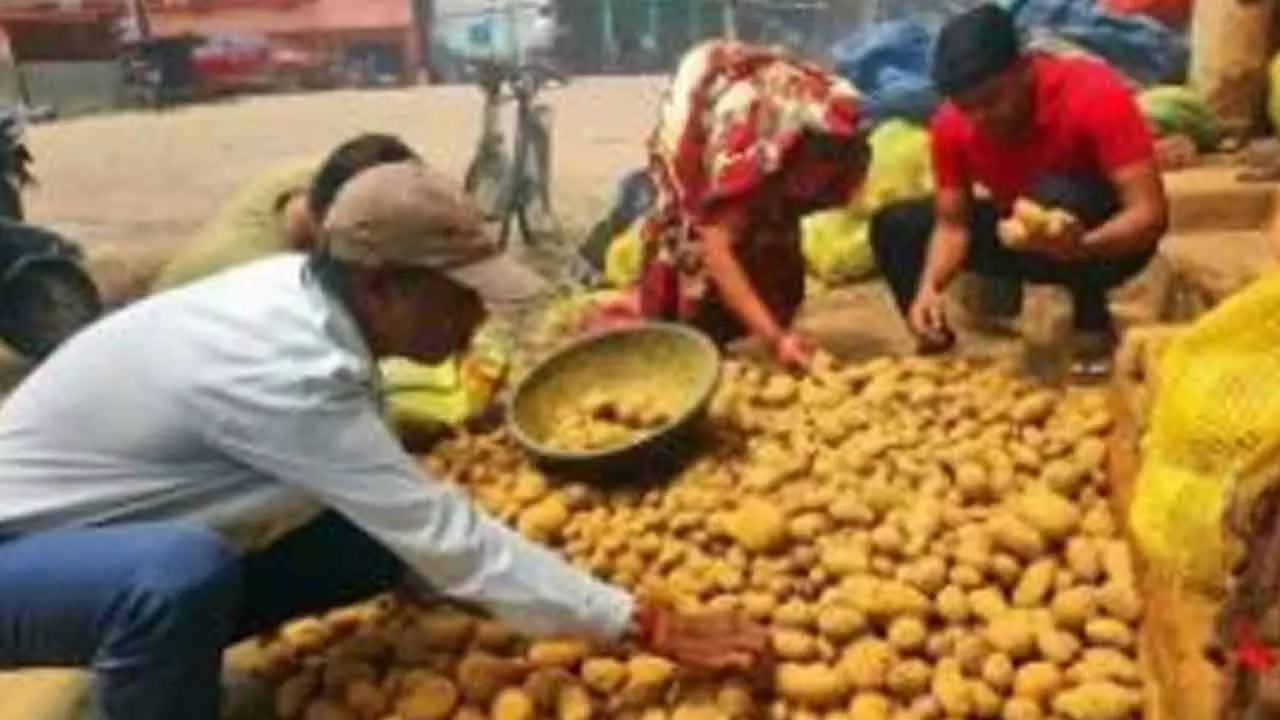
[[592, 40, 870, 368]]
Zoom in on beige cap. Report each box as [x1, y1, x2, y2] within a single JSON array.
[[321, 161, 549, 303]]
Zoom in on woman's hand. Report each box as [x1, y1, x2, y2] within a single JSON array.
[[633, 603, 771, 672], [581, 291, 644, 335], [773, 332, 815, 370]]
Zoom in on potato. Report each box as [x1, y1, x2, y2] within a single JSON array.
[[776, 663, 852, 708], [901, 557, 948, 594], [969, 680, 1002, 719], [989, 514, 1046, 561], [1003, 698, 1043, 720], [998, 217, 1032, 248], [989, 553, 1024, 588], [1079, 504, 1116, 537], [1094, 583, 1143, 623], [456, 653, 527, 705], [1083, 619, 1135, 650], [790, 512, 833, 541], [950, 564, 986, 590], [581, 657, 628, 694], [472, 620, 521, 653], [850, 693, 895, 720], [980, 653, 1014, 690], [524, 668, 576, 710], [870, 580, 932, 618], [841, 638, 895, 690], [817, 606, 868, 641], [343, 680, 386, 719], [985, 613, 1036, 659], [887, 617, 928, 654], [1066, 649, 1141, 686], [528, 639, 592, 669], [931, 658, 971, 717], [1036, 628, 1082, 665], [276, 670, 320, 720], [724, 499, 789, 553], [557, 683, 594, 720], [492, 687, 537, 720], [773, 628, 820, 662], [1051, 682, 1141, 720], [741, 592, 778, 620], [1012, 662, 1063, 702], [776, 600, 817, 629], [1050, 587, 1097, 630], [1014, 487, 1081, 542], [970, 588, 1010, 622], [303, 699, 354, 720], [619, 655, 679, 706], [936, 585, 971, 623], [1013, 559, 1057, 608], [416, 612, 475, 653], [886, 659, 933, 699], [395, 673, 459, 720], [1064, 538, 1102, 583], [519, 496, 570, 541], [1011, 390, 1055, 424]]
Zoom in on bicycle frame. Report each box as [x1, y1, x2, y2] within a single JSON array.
[[496, 70, 556, 249]]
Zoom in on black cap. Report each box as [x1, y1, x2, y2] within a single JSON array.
[[932, 4, 1021, 97]]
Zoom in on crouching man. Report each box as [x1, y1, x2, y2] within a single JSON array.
[[870, 3, 1168, 378], [0, 163, 766, 719]]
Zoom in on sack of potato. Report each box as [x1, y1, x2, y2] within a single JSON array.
[[249, 354, 1146, 720]]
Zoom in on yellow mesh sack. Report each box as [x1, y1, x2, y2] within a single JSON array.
[[1131, 272, 1280, 589]]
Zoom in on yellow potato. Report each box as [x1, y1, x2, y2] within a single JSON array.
[[776, 663, 852, 708], [528, 639, 593, 670], [581, 657, 628, 694], [491, 687, 537, 720]]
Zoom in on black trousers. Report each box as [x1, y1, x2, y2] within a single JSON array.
[[869, 197, 1155, 334], [232, 510, 404, 639]]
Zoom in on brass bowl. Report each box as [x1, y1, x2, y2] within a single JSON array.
[[508, 323, 721, 477]]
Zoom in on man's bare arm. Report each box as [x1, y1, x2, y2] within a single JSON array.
[[920, 185, 974, 293], [1083, 159, 1169, 256]]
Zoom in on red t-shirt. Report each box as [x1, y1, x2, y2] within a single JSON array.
[[930, 54, 1154, 210]]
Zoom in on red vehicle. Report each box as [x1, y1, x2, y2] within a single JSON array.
[[190, 33, 329, 94]]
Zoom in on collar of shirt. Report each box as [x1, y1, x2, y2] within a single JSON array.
[[300, 260, 385, 409]]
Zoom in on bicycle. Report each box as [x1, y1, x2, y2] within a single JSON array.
[[462, 58, 564, 250]]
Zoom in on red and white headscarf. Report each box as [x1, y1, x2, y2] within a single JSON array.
[[641, 40, 862, 316]]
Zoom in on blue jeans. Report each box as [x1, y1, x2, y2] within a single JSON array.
[[0, 512, 402, 720]]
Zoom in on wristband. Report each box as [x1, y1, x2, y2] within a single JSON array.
[[631, 604, 661, 646]]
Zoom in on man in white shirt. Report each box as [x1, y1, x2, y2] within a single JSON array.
[[0, 162, 766, 719]]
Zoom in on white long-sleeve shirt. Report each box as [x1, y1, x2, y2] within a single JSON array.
[[0, 255, 633, 639]]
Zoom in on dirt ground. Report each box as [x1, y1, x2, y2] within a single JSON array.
[[10, 76, 934, 363], [22, 77, 666, 300]]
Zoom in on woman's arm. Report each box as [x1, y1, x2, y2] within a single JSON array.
[[700, 220, 786, 347]]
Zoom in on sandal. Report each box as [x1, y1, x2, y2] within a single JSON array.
[[1069, 331, 1116, 384]]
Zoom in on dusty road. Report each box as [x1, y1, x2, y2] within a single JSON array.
[[21, 77, 668, 300]]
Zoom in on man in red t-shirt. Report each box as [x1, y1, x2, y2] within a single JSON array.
[[869, 3, 1168, 377]]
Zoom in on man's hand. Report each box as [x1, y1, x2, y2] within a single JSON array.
[[635, 604, 771, 672], [1027, 211, 1086, 261], [909, 284, 949, 338]]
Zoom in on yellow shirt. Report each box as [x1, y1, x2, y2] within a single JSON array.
[[151, 159, 316, 293]]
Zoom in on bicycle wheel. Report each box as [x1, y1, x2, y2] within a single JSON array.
[[464, 146, 509, 220]]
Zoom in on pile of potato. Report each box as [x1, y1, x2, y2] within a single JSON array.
[[248, 354, 1146, 720], [544, 389, 678, 452]]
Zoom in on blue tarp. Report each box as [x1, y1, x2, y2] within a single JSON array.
[[830, 21, 940, 125], [830, 0, 1188, 124]]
